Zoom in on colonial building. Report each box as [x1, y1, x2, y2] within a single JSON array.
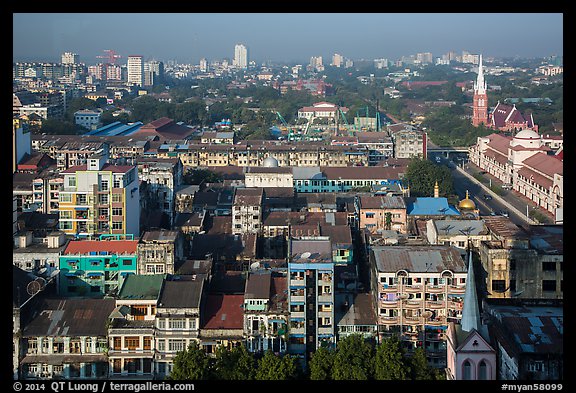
[[19, 298, 115, 380], [137, 230, 184, 275], [357, 195, 407, 234]]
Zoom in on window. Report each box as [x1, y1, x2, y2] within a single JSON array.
[[479, 360, 488, 380], [99, 194, 108, 204], [169, 319, 186, 329], [68, 177, 76, 188], [168, 339, 185, 352], [113, 178, 121, 188], [510, 280, 516, 292], [125, 337, 139, 350], [157, 339, 165, 351], [112, 193, 122, 203], [101, 180, 109, 191], [27, 339, 37, 353], [112, 221, 123, 230], [157, 319, 165, 329], [365, 212, 375, 218], [143, 337, 151, 350], [60, 210, 72, 219], [542, 262, 556, 271], [113, 337, 121, 350], [76, 194, 87, 204], [542, 280, 556, 292], [122, 259, 132, 266], [112, 207, 123, 216], [491, 280, 506, 292], [463, 360, 472, 380]]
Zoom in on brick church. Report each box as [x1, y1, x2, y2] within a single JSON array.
[[472, 55, 538, 132]]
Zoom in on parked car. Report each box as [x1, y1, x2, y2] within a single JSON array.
[[483, 194, 492, 200], [500, 211, 509, 217]]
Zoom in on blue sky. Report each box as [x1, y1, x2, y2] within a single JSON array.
[[13, 13, 563, 64]]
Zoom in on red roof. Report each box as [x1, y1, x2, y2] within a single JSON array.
[[64, 240, 138, 255], [522, 152, 563, 177], [517, 167, 553, 189], [202, 294, 244, 330], [486, 133, 512, 155]]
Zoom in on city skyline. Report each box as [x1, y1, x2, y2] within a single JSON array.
[[13, 13, 563, 64]]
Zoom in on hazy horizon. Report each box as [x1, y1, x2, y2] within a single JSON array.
[[13, 13, 563, 65]]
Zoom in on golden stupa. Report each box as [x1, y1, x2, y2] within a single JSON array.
[[458, 190, 476, 210]]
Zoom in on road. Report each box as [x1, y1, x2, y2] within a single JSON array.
[[430, 153, 544, 229]]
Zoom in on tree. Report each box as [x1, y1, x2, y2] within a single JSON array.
[[168, 341, 212, 380], [255, 350, 299, 380], [213, 344, 255, 380], [331, 334, 374, 380], [308, 346, 334, 380], [373, 336, 409, 380], [404, 158, 454, 197], [39, 119, 84, 135], [409, 348, 433, 380]]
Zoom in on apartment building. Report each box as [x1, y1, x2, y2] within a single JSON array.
[[58, 153, 140, 237], [154, 276, 205, 378], [137, 157, 183, 226], [357, 195, 408, 234], [287, 239, 336, 359], [425, 219, 491, 255], [243, 270, 289, 353], [232, 188, 263, 235], [58, 236, 138, 297], [19, 298, 115, 380], [370, 245, 467, 368], [108, 274, 164, 379], [137, 230, 184, 275]]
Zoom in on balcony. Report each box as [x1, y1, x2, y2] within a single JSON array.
[[318, 294, 332, 303], [380, 300, 398, 308], [290, 295, 305, 303], [379, 316, 399, 325], [425, 301, 445, 309], [289, 279, 305, 288], [290, 311, 305, 320], [380, 283, 398, 293], [424, 318, 446, 327], [403, 300, 423, 309], [426, 284, 445, 293], [448, 285, 466, 294], [403, 285, 423, 293], [448, 301, 463, 310], [425, 332, 445, 341], [402, 316, 423, 325]]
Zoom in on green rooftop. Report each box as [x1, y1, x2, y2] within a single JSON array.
[[118, 274, 165, 300]]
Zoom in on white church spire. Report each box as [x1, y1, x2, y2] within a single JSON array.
[[461, 248, 481, 332], [474, 54, 487, 95]]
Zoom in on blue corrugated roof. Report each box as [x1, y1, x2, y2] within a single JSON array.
[[407, 197, 460, 216]]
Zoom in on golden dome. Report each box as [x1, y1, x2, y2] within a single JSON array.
[[458, 190, 476, 210]]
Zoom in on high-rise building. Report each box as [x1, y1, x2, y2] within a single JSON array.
[[331, 53, 344, 67], [58, 152, 140, 237], [61, 52, 79, 65], [127, 55, 144, 87], [233, 44, 248, 69], [309, 56, 324, 72], [199, 58, 208, 72]]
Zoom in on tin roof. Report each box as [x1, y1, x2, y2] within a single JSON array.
[[118, 274, 165, 301], [371, 245, 466, 273], [201, 294, 244, 330]]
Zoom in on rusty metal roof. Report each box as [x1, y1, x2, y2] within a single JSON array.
[[371, 245, 466, 273]]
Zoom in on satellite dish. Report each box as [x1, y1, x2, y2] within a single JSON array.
[[422, 310, 433, 318], [399, 293, 410, 300], [26, 280, 41, 296], [250, 262, 260, 271], [35, 277, 46, 290], [301, 252, 311, 259]]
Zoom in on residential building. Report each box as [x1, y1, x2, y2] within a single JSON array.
[[244, 166, 293, 188], [370, 245, 467, 368], [58, 153, 140, 236], [13, 231, 67, 275], [293, 166, 406, 193], [391, 128, 426, 159], [287, 239, 336, 359], [233, 44, 248, 69], [484, 301, 563, 380], [199, 294, 245, 354], [478, 219, 563, 300], [426, 219, 491, 255], [154, 276, 205, 378], [58, 235, 138, 297], [127, 55, 144, 87], [137, 230, 183, 275], [174, 185, 200, 213], [357, 195, 408, 234], [232, 188, 263, 235], [31, 168, 63, 214], [13, 118, 32, 173], [243, 271, 289, 353], [19, 298, 115, 379], [61, 52, 79, 65], [108, 274, 164, 379], [74, 109, 102, 131], [200, 131, 235, 144], [335, 292, 378, 340], [297, 102, 348, 120], [137, 157, 183, 226], [51, 140, 110, 171]]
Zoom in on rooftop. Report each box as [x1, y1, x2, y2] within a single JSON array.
[[201, 294, 244, 330], [158, 279, 203, 309], [63, 240, 138, 255], [371, 245, 466, 273], [118, 274, 165, 301]]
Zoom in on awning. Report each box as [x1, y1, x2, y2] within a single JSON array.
[[75, 207, 89, 211], [86, 272, 103, 278]]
